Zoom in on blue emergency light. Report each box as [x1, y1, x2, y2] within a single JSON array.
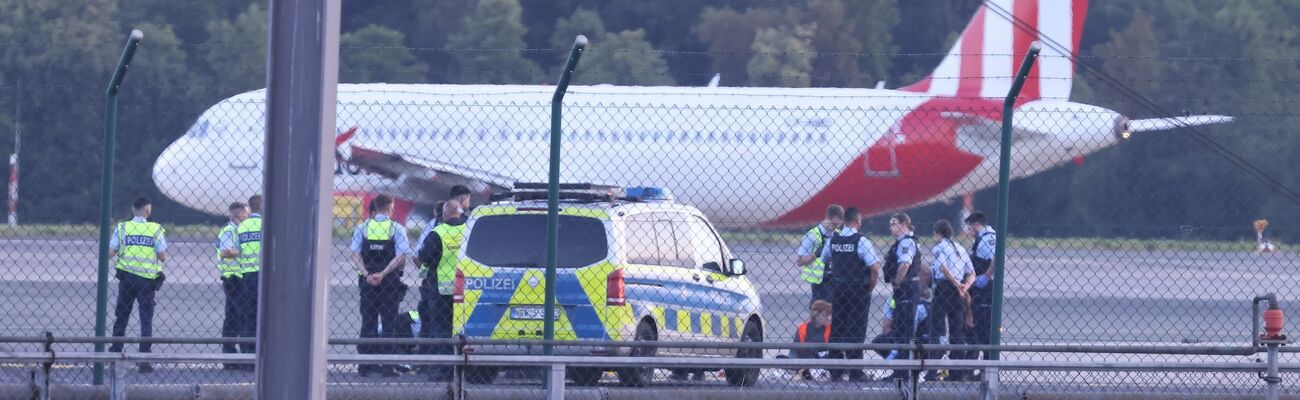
[[624, 186, 673, 202]]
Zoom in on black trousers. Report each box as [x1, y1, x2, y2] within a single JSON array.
[[220, 276, 241, 354], [890, 279, 922, 377], [929, 282, 971, 363], [110, 272, 157, 353], [827, 280, 871, 379], [969, 284, 993, 359], [358, 275, 405, 368], [418, 277, 454, 374], [810, 281, 831, 304], [236, 272, 259, 354]]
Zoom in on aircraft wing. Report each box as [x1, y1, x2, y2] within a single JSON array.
[[1128, 115, 1234, 133], [347, 144, 513, 206], [939, 112, 1047, 142]]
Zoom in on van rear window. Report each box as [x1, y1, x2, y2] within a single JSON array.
[[466, 214, 609, 269]]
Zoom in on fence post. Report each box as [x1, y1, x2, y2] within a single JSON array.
[[988, 41, 1039, 400], [94, 29, 142, 386], [257, 0, 340, 398], [545, 33, 586, 396], [547, 363, 567, 400], [109, 361, 126, 400]]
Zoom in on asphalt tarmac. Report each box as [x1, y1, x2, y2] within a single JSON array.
[[0, 237, 1296, 394]]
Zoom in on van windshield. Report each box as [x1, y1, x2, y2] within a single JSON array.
[[466, 214, 609, 269]]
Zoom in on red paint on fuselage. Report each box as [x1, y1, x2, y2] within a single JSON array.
[[768, 98, 1000, 227]]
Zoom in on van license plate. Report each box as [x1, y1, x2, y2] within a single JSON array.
[[510, 306, 558, 321]]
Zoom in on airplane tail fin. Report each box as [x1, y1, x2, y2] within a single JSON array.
[[899, 0, 1088, 102]]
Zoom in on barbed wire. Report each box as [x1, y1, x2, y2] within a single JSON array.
[[4, 39, 1300, 63]]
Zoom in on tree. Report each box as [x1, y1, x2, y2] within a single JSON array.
[[411, 0, 475, 82], [576, 29, 675, 86], [841, 0, 898, 85], [203, 3, 267, 93], [801, 0, 862, 87], [550, 8, 607, 64], [445, 0, 541, 84], [694, 7, 782, 86], [340, 25, 429, 83], [0, 0, 121, 222], [747, 23, 817, 87]]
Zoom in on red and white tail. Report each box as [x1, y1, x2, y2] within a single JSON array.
[[900, 0, 1087, 101]]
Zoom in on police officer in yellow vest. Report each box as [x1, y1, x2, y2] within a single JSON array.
[[416, 199, 467, 381], [232, 195, 263, 365], [108, 197, 169, 373], [795, 205, 844, 304], [216, 201, 249, 369], [350, 194, 411, 377]]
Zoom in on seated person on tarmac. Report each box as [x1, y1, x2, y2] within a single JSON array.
[[790, 300, 833, 380]]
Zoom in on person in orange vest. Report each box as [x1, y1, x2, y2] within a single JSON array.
[[792, 300, 833, 380]]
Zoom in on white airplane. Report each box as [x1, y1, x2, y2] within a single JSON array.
[[153, 0, 1231, 228]]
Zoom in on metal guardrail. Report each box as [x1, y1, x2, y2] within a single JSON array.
[[1, 335, 1293, 400], [4, 351, 1299, 372], [2, 335, 1295, 354]]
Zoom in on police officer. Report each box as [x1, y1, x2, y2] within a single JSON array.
[[881, 213, 921, 382], [350, 194, 411, 377], [964, 212, 996, 367], [108, 197, 169, 373], [216, 202, 248, 370], [818, 207, 880, 382], [927, 219, 975, 381], [796, 205, 845, 304], [417, 200, 467, 381], [232, 195, 263, 368]]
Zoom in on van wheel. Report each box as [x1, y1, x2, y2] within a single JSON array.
[[725, 320, 762, 387], [465, 366, 499, 384], [617, 321, 657, 387], [569, 367, 603, 386]]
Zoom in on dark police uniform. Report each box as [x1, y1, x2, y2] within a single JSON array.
[[352, 216, 410, 376], [883, 232, 921, 379], [417, 215, 466, 380], [108, 217, 168, 361], [215, 220, 252, 368], [969, 226, 996, 360], [233, 213, 262, 359], [819, 227, 880, 381]]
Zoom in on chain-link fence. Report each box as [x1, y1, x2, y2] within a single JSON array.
[[4, 0, 1300, 395], [2, 88, 1297, 395]]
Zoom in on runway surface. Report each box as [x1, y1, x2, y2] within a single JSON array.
[[0, 236, 1296, 394]]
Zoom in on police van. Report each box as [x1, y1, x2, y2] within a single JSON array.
[[452, 184, 764, 387]]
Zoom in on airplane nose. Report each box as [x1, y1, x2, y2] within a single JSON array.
[[153, 139, 186, 200]]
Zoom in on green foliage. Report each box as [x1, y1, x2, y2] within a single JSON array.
[[747, 23, 817, 87], [0, 0, 1293, 242], [0, 0, 120, 222], [551, 8, 608, 53], [693, 7, 782, 86], [340, 25, 429, 83], [203, 3, 266, 92], [576, 30, 675, 86], [445, 0, 540, 84]]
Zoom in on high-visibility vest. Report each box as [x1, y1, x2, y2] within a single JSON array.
[[360, 219, 397, 274], [432, 223, 467, 295], [797, 322, 831, 343], [115, 220, 164, 279], [215, 222, 242, 278], [800, 226, 828, 284], [236, 216, 263, 274]]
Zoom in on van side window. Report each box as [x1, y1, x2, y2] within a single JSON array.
[[665, 217, 695, 269], [655, 212, 696, 268], [689, 216, 725, 272], [622, 213, 662, 266]]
